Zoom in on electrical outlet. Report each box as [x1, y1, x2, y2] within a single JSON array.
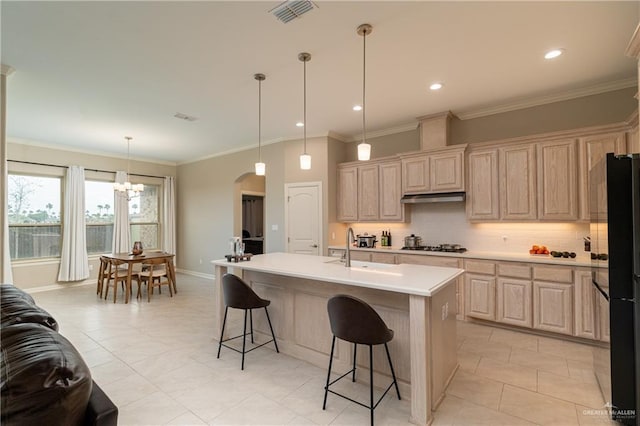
[[272, 224, 278, 231], [332, 232, 335, 240], [445, 302, 449, 318], [199, 258, 203, 265], [442, 304, 447, 321], [89, 264, 94, 271]]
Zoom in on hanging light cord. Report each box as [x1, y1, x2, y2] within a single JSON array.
[[125, 136, 132, 179], [303, 58, 307, 154], [362, 28, 367, 145], [258, 79, 262, 162]]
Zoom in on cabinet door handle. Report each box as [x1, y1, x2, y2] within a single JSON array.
[[310, 244, 318, 248]]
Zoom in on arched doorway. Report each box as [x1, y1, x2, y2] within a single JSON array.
[[233, 173, 265, 254]]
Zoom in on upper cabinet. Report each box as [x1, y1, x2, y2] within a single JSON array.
[[578, 132, 627, 221], [379, 161, 404, 221], [337, 159, 404, 223], [401, 145, 466, 195], [537, 139, 578, 220], [337, 165, 358, 222], [500, 144, 537, 220], [357, 164, 380, 221], [401, 155, 430, 194], [466, 149, 499, 220]]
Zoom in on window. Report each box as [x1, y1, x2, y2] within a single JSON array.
[[85, 180, 114, 254], [130, 184, 159, 250], [8, 174, 62, 259]]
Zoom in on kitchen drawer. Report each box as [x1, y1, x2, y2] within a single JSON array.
[[464, 260, 496, 275], [533, 265, 573, 283], [371, 252, 397, 264], [498, 262, 531, 279], [398, 254, 460, 268]]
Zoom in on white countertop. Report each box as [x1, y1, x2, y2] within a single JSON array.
[[327, 245, 605, 268], [212, 252, 463, 297]]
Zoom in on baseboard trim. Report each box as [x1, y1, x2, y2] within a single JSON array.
[[176, 268, 215, 280], [23, 280, 95, 294]]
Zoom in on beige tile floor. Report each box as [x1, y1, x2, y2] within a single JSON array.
[[30, 274, 614, 425]]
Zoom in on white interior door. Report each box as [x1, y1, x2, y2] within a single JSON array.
[[285, 182, 322, 255]]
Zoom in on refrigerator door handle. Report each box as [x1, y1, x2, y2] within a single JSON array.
[[592, 279, 610, 301]]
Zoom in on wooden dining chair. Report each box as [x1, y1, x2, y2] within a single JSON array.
[[137, 257, 172, 302], [103, 259, 131, 303], [96, 256, 109, 298]]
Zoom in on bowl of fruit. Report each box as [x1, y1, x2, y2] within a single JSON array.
[[529, 245, 549, 255]]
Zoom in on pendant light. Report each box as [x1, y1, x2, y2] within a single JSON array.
[[254, 73, 266, 176], [114, 136, 144, 198], [299, 52, 311, 170], [357, 23, 372, 161]]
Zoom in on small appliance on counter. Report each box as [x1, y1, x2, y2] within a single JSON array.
[[229, 236, 244, 256], [356, 233, 377, 248]]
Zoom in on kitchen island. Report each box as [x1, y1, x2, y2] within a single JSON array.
[[211, 252, 463, 425]]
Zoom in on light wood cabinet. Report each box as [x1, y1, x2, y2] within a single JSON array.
[[370, 252, 396, 264], [497, 277, 532, 328], [499, 144, 537, 220], [465, 274, 496, 321], [357, 164, 379, 221], [402, 155, 430, 194], [574, 270, 598, 340], [401, 146, 466, 195], [467, 149, 499, 221], [401, 254, 464, 319], [337, 165, 358, 222], [337, 160, 405, 223], [378, 161, 404, 221], [537, 139, 578, 220], [533, 281, 573, 335], [578, 132, 627, 221], [430, 150, 465, 192]]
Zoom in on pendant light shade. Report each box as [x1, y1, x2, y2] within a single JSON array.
[[254, 73, 266, 176], [357, 23, 372, 161], [299, 52, 312, 170]]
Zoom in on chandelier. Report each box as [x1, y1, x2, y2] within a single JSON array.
[[114, 136, 144, 197]]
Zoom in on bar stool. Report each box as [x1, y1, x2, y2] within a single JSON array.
[[217, 274, 279, 370], [323, 294, 401, 426]]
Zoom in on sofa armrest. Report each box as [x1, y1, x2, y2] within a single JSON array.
[[83, 381, 118, 426]]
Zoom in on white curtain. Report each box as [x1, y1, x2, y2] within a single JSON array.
[[2, 161, 12, 283], [163, 176, 176, 257], [112, 171, 130, 253], [58, 166, 89, 281]]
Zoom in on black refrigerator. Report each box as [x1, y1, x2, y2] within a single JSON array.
[[592, 153, 640, 425]]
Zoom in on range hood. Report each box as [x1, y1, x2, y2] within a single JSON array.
[[401, 191, 466, 204]]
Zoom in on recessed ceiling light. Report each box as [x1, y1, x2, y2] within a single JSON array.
[[544, 49, 564, 60], [353, 105, 362, 111], [429, 83, 443, 91], [296, 122, 304, 127]]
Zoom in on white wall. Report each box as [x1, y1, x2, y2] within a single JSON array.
[[346, 203, 590, 256]]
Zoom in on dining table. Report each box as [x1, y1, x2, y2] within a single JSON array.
[[102, 252, 177, 303]]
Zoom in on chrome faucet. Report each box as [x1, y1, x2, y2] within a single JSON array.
[[345, 227, 356, 267]]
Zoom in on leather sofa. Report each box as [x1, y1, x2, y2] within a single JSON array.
[[0, 284, 118, 426]]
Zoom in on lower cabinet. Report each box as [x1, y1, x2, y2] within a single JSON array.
[[370, 252, 396, 264], [465, 274, 496, 321], [574, 270, 598, 340], [497, 278, 532, 327], [533, 281, 573, 335]]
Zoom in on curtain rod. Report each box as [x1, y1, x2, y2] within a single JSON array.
[[7, 159, 166, 179]]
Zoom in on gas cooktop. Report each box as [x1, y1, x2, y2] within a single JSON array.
[[401, 244, 467, 253]]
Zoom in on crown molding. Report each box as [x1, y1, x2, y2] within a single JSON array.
[[1, 64, 15, 76], [342, 122, 418, 143], [456, 77, 638, 120], [7, 137, 178, 166]]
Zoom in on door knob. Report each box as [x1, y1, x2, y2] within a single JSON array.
[[310, 244, 318, 248]]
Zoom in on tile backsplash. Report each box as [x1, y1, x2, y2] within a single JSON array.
[[347, 203, 590, 255]]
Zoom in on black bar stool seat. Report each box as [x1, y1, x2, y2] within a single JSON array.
[[323, 294, 401, 425], [217, 274, 279, 370]]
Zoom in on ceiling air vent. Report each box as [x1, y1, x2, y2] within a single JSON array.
[[270, 0, 317, 24], [174, 112, 197, 122]]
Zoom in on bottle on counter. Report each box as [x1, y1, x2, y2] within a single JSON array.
[[381, 231, 387, 247], [387, 229, 392, 247]]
